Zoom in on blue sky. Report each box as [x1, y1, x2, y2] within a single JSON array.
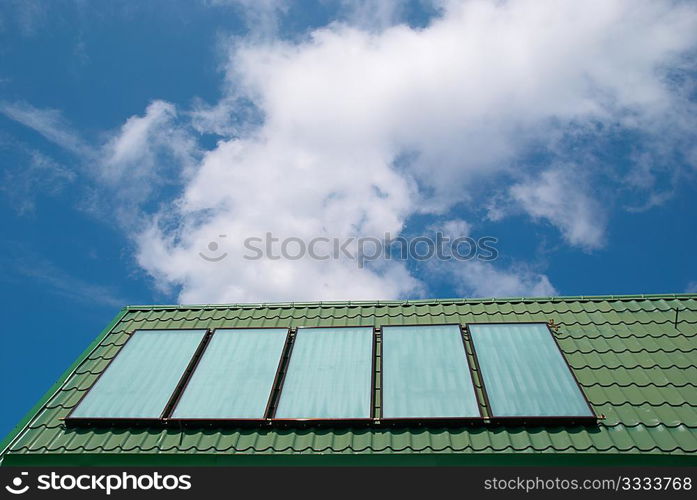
[[1, 0, 697, 438]]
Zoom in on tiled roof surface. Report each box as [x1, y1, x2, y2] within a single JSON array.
[[3, 294, 697, 462]]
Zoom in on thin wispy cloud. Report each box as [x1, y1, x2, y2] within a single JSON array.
[[205, 0, 288, 38], [0, 247, 126, 308], [0, 101, 91, 156], [1, 99, 198, 227], [1, 0, 47, 37], [0, 141, 75, 215]]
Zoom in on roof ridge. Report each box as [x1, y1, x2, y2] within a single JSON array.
[[123, 293, 697, 311]]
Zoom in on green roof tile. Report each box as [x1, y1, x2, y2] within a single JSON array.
[[2, 294, 696, 465]]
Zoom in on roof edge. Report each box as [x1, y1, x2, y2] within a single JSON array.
[[4, 451, 697, 467], [122, 292, 697, 311], [0, 307, 129, 463]]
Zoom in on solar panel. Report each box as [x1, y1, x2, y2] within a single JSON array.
[[381, 324, 480, 418], [468, 323, 593, 418], [70, 329, 206, 419], [172, 328, 288, 419], [274, 327, 373, 419]]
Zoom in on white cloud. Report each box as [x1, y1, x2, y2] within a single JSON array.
[[97, 100, 201, 225], [188, 95, 261, 138], [104, 101, 176, 172], [133, 0, 697, 303], [0, 101, 90, 156], [102, 100, 198, 190], [137, 223, 423, 303], [433, 219, 472, 239], [5, 1, 696, 303], [1, 99, 199, 226], [134, 131, 422, 302], [228, 0, 696, 202], [447, 260, 557, 298], [510, 166, 606, 250]]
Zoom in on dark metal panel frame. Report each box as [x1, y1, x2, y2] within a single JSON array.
[[63, 417, 487, 429], [292, 324, 376, 329], [161, 329, 214, 419], [379, 323, 486, 423], [123, 328, 213, 334], [458, 324, 488, 418], [65, 328, 210, 424], [461, 324, 494, 421], [377, 322, 463, 329], [465, 321, 597, 425], [264, 328, 297, 418], [371, 326, 380, 420]]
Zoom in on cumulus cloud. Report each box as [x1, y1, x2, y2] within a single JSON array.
[[132, 0, 697, 303], [4, 0, 697, 303], [99, 100, 199, 223], [105, 101, 200, 179], [428, 219, 472, 239], [134, 130, 422, 302], [103, 101, 178, 177], [229, 0, 695, 201], [510, 166, 606, 250], [447, 261, 557, 299]]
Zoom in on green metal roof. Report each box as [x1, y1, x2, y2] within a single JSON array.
[[2, 294, 697, 466]]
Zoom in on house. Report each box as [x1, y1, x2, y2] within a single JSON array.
[[1, 294, 695, 466]]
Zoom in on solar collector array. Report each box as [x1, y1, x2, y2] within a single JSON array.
[[69, 322, 595, 424]]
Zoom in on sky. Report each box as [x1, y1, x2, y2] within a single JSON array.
[[1, 0, 697, 438]]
